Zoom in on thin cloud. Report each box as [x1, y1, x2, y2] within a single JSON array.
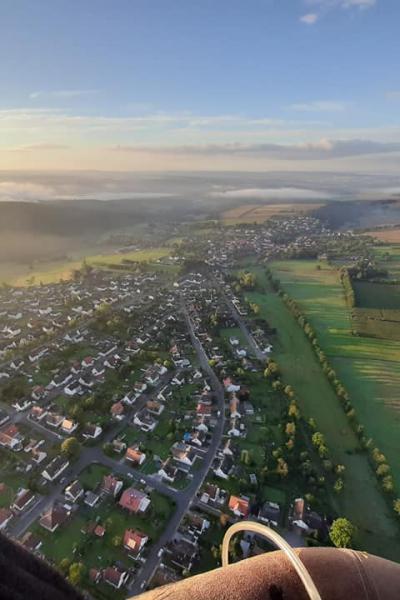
[[302, 0, 377, 22], [210, 187, 331, 200], [114, 138, 400, 160], [288, 100, 347, 112], [300, 13, 319, 24], [29, 89, 99, 100]]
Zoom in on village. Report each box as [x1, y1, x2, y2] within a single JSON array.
[[0, 217, 372, 598]]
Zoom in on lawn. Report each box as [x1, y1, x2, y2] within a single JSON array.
[[79, 464, 111, 490], [243, 263, 400, 561]]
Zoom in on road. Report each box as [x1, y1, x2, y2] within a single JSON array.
[[126, 306, 226, 595], [5, 300, 226, 596], [221, 289, 267, 362]]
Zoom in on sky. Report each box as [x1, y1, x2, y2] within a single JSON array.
[[0, 0, 399, 176]]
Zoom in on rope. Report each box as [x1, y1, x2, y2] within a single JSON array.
[[221, 521, 322, 600]]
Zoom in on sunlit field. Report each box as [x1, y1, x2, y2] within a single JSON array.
[[0, 247, 173, 287], [267, 260, 400, 492], [221, 202, 324, 225]]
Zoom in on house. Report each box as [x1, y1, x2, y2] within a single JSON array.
[[158, 459, 178, 483], [0, 508, 13, 530], [223, 377, 241, 393], [125, 446, 146, 466], [171, 442, 196, 469], [199, 483, 224, 506], [146, 400, 164, 416], [84, 491, 100, 507], [184, 512, 210, 536], [133, 381, 147, 395], [150, 564, 179, 589], [165, 538, 199, 572], [81, 356, 94, 369], [20, 531, 42, 553], [31, 448, 47, 464], [110, 401, 125, 420], [143, 366, 160, 385], [39, 505, 70, 533], [228, 495, 250, 518], [112, 438, 127, 454], [79, 374, 95, 389], [29, 406, 47, 422], [258, 501, 281, 527], [64, 380, 82, 396], [11, 399, 31, 413], [133, 409, 157, 433], [214, 456, 233, 480], [61, 418, 78, 435], [65, 480, 84, 503], [122, 391, 137, 406], [119, 487, 150, 514], [12, 488, 35, 512], [89, 568, 102, 584], [46, 412, 64, 429], [31, 386, 46, 402], [104, 566, 129, 589], [82, 423, 102, 439], [0, 424, 24, 451], [41, 456, 69, 482], [289, 497, 324, 535], [123, 529, 149, 557], [101, 474, 123, 498]]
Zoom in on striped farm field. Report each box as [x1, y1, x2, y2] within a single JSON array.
[[221, 202, 324, 225], [267, 260, 400, 493]]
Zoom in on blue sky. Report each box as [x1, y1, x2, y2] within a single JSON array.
[[0, 0, 399, 172]]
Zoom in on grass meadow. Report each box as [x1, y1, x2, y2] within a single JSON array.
[[244, 263, 400, 560]]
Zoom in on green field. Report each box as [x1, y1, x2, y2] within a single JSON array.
[[244, 263, 400, 560], [265, 260, 400, 491], [1, 247, 173, 287], [353, 281, 400, 309]]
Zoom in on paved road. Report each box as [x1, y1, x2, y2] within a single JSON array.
[[222, 291, 267, 362], [127, 306, 226, 596]]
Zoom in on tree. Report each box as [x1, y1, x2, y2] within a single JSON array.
[[59, 558, 71, 575], [312, 432, 325, 449], [285, 422, 296, 437], [333, 478, 344, 494], [329, 518, 355, 548], [68, 563, 86, 586], [61, 437, 81, 458], [112, 535, 122, 547], [276, 457, 289, 478], [376, 463, 390, 477], [393, 499, 400, 516]]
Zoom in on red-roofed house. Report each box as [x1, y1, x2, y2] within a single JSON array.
[[119, 487, 150, 514], [228, 495, 250, 518], [123, 529, 148, 558], [104, 566, 129, 589], [125, 446, 146, 466], [0, 424, 23, 451]]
